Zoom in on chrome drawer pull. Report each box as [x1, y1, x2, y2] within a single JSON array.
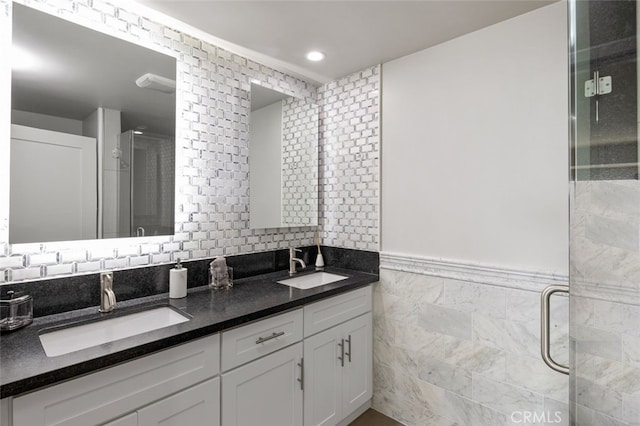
[[297, 358, 304, 390], [338, 338, 345, 367], [345, 334, 352, 362], [255, 331, 285, 344]]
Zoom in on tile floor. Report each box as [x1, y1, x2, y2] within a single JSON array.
[[350, 409, 403, 426]]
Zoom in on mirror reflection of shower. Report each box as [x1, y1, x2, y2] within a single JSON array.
[[103, 130, 175, 238]]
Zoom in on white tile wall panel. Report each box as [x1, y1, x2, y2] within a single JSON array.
[[318, 66, 380, 252]]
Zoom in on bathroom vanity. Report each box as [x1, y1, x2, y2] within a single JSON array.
[[0, 268, 376, 426]]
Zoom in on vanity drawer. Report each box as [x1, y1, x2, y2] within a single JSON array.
[[12, 334, 220, 426], [221, 308, 303, 372], [303, 285, 372, 337]]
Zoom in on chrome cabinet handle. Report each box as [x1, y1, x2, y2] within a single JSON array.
[[297, 358, 304, 390], [255, 331, 285, 345], [541, 285, 569, 375], [345, 335, 352, 362], [338, 338, 345, 367]]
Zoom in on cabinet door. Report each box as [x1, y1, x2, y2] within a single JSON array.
[[104, 413, 138, 426], [13, 335, 220, 426], [222, 343, 303, 426], [10, 124, 97, 243], [138, 377, 220, 426], [303, 325, 343, 426], [341, 313, 372, 415]]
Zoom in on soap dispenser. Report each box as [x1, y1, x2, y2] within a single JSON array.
[[169, 259, 187, 299]]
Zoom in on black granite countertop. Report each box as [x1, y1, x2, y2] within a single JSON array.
[[0, 266, 377, 398]]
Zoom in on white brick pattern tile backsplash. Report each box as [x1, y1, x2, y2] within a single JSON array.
[[0, 0, 383, 284], [281, 96, 318, 226], [0, 0, 326, 283], [318, 66, 380, 252]]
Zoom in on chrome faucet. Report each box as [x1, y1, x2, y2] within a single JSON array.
[[289, 248, 306, 275], [99, 272, 116, 313]]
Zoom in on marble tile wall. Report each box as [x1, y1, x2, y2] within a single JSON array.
[[571, 181, 640, 304], [318, 66, 380, 252], [570, 180, 640, 425], [373, 266, 570, 426]]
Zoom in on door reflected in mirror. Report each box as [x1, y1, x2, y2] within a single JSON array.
[[8, 3, 176, 244], [249, 84, 318, 229]]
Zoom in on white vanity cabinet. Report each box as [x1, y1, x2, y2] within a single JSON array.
[[137, 377, 220, 426], [340, 313, 373, 416], [3, 284, 374, 426], [220, 309, 304, 426], [104, 413, 138, 426], [11, 334, 221, 426], [221, 309, 303, 372], [302, 286, 373, 426], [222, 343, 303, 426], [102, 378, 221, 426]]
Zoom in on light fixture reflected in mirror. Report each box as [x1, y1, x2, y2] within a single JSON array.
[[8, 3, 177, 244], [135, 73, 176, 94]]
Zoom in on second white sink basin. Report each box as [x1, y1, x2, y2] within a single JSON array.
[[277, 272, 348, 290], [39, 306, 190, 357]]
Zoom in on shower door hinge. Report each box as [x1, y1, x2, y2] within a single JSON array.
[[585, 71, 612, 97]]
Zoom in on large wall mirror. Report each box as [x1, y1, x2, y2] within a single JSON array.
[[249, 84, 318, 229], [9, 3, 177, 244]]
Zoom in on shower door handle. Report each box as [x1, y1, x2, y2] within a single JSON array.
[[540, 284, 569, 375]]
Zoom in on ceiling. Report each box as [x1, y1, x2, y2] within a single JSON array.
[[12, 3, 176, 136], [139, 0, 557, 84]]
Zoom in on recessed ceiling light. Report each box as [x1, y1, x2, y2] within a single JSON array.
[[306, 51, 325, 62]]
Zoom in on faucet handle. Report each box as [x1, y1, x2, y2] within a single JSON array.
[[99, 272, 116, 313], [101, 271, 113, 288], [289, 247, 302, 254]]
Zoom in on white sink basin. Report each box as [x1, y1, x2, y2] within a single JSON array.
[[277, 272, 348, 290], [39, 307, 190, 357]]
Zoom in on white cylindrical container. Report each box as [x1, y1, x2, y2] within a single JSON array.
[[315, 253, 325, 270], [169, 259, 187, 299]]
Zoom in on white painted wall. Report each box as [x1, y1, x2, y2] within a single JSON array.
[[250, 101, 283, 229], [381, 2, 569, 274], [12, 110, 83, 135]]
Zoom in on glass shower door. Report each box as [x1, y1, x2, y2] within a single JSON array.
[[108, 130, 175, 238], [129, 132, 175, 237], [570, 1, 640, 424]]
